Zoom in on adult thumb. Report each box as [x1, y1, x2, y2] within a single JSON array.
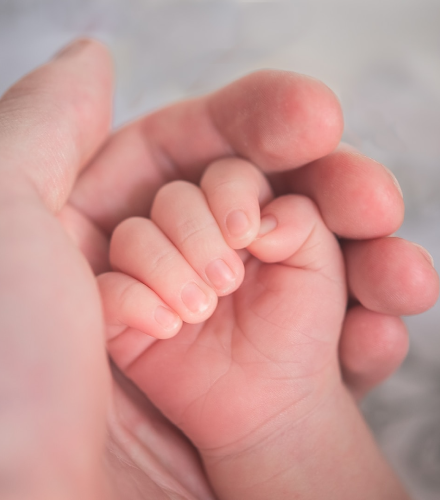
[[0, 40, 113, 499], [0, 38, 113, 212]]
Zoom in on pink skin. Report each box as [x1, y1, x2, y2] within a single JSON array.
[[102, 161, 347, 453], [0, 38, 437, 498], [100, 162, 408, 499]]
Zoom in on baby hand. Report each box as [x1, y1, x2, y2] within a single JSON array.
[[99, 159, 411, 500], [99, 157, 346, 454]]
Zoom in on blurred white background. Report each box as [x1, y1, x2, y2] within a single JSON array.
[[1, 1, 439, 498]]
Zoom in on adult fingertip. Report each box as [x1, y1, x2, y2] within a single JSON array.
[[340, 306, 409, 400], [210, 70, 344, 172], [333, 147, 405, 237], [408, 242, 439, 312], [383, 165, 404, 200], [0, 37, 114, 212], [291, 146, 405, 239], [387, 239, 439, 314], [345, 238, 440, 316], [412, 242, 435, 268], [53, 38, 95, 59], [51, 37, 114, 126], [54, 37, 112, 66]]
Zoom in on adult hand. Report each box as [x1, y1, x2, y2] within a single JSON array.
[[65, 42, 436, 399], [0, 39, 437, 499]]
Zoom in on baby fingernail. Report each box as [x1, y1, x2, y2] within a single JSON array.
[[155, 306, 180, 330], [258, 215, 277, 236], [226, 210, 250, 237], [181, 282, 210, 313], [206, 259, 236, 292]]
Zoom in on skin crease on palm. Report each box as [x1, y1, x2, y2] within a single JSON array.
[[0, 38, 437, 499]]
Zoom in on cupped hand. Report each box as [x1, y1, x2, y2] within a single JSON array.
[[62, 44, 437, 399], [0, 39, 437, 499]]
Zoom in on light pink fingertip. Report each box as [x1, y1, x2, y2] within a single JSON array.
[[206, 258, 237, 292], [155, 306, 180, 331], [226, 210, 250, 237], [181, 282, 210, 313]]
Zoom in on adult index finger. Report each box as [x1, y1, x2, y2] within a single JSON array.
[[68, 70, 343, 234]]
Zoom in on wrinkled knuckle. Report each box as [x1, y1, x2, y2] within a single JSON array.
[[178, 219, 215, 248]]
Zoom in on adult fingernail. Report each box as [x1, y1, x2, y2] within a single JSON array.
[[181, 282, 210, 313], [226, 210, 250, 238], [412, 243, 435, 267], [206, 259, 236, 292], [53, 38, 91, 59], [258, 215, 277, 237], [384, 166, 403, 199], [155, 306, 180, 331]]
